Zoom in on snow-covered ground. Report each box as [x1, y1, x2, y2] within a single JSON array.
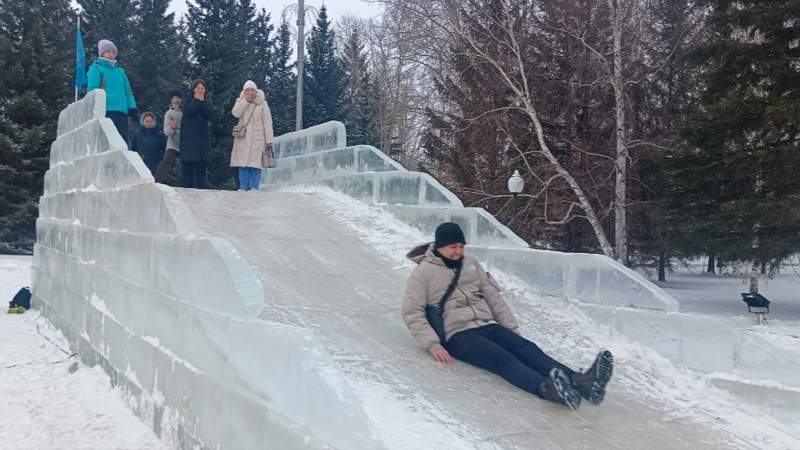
[[657, 263, 800, 320], [0, 255, 163, 450]]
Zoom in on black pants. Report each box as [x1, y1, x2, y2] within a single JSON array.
[[106, 111, 129, 144], [154, 149, 179, 184], [446, 324, 574, 398], [182, 161, 207, 189]]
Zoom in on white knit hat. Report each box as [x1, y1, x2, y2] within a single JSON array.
[[243, 80, 257, 90], [98, 39, 118, 56]]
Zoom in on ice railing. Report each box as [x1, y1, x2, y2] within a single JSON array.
[[269, 121, 678, 312], [268, 121, 800, 388]]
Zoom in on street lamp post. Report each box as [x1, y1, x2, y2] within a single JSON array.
[[507, 170, 524, 225], [295, 0, 305, 131]]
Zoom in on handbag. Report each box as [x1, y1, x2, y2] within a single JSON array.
[[232, 103, 255, 139], [425, 264, 462, 345], [262, 144, 278, 169]]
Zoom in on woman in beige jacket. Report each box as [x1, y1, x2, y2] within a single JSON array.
[[402, 222, 614, 410], [231, 80, 274, 191]]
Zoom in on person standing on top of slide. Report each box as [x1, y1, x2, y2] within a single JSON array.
[[180, 79, 213, 189], [86, 39, 137, 144]]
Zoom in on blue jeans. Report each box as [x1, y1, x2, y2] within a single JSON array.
[[238, 167, 262, 190], [446, 324, 574, 398]]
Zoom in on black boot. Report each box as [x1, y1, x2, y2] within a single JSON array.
[[539, 368, 581, 410], [571, 350, 614, 405]]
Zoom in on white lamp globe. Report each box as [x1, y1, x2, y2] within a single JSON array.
[[508, 170, 524, 194]]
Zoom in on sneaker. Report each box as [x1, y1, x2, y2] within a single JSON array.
[[539, 367, 581, 410], [571, 350, 614, 405]]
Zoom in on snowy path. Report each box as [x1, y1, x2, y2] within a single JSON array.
[[658, 270, 800, 320], [0, 256, 163, 450], [179, 188, 746, 450]]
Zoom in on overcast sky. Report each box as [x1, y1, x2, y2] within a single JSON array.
[[168, 0, 384, 23]]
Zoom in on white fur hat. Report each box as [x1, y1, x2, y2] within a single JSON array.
[[243, 80, 257, 90]]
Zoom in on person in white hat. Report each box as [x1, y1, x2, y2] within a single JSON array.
[[230, 80, 274, 191]]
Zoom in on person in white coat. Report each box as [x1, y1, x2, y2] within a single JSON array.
[[230, 80, 274, 191]]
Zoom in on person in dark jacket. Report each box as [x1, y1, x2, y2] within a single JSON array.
[[180, 79, 213, 189], [402, 222, 615, 410], [130, 112, 166, 175]]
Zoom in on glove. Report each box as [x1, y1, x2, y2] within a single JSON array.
[[128, 108, 138, 120]]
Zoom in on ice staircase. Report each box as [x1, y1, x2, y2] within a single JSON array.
[[31, 92, 799, 450]]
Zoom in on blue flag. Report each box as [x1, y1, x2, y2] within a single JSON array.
[[75, 21, 86, 91]]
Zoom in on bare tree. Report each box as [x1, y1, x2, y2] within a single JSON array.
[[436, 0, 616, 257]]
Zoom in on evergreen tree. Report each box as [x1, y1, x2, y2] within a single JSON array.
[[268, 17, 296, 136], [248, 9, 275, 88], [78, 0, 136, 63], [127, 0, 182, 117], [304, 5, 343, 127], [0, 0, 73, 253], [676, 0, 800, 266], [175, 17, 195, 83], [340, 28, 377, 145]]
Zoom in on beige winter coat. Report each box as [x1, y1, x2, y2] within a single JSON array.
[[402, 244, 519, 355], [230, 89, 274, 168]]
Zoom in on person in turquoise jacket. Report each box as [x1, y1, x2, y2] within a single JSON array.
[[87, 39, 137, 143]]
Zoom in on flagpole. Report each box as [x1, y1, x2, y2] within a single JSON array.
[[75, 12, 80, 102]]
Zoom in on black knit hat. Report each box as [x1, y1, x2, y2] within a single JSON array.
[[434, 222, 466, 249]]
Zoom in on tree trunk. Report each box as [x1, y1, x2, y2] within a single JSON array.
[[658, 252, 666, 282], [524, 101, 615, 258], [706, 254, 715, 273], [609, 0, 628, 265]]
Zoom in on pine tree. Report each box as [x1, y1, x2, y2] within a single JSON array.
[[127, 0, 182, 117], [78, 0, 136, 63], [677, 0, 800, 266], [248, 9, 275, 88], [304, 5, 343, 127], [268, 17, 296, 136], [0, 0, 73, 253], [340, 28, 377, 146]]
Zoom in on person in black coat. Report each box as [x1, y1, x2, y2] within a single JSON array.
[[180, 79, 214, 189], [129, 111, 166, 175]]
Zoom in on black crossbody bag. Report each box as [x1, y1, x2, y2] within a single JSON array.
[[425, 265, 462, 345]]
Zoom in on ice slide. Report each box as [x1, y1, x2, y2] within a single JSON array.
[[32, 91, 798, 449]]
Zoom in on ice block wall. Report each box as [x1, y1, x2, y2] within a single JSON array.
[[269, 122, 677, 312], [32, 91, 386, 450]]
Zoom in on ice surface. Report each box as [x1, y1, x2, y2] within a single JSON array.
[[178, 188, 769, 449], [57, 90, 106, 137], [273, 120, 347, 157], [44, 149, 153, 195], [465, 246, 679, 311], [267, 145, 405, 185], [382, 205, 528, 248], [39, 184, 180, 235], [51, 117, 127, 166]]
